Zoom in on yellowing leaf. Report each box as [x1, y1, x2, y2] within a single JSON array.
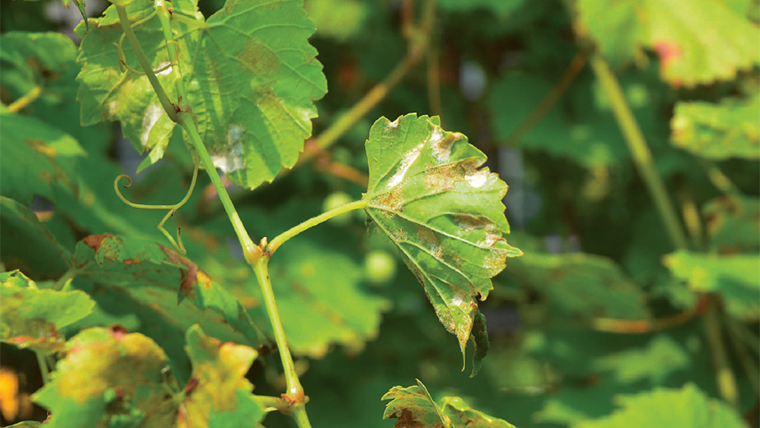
[[362, 114, 522, 365]]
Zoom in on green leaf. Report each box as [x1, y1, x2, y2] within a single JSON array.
[[577, 0, 760, 87], [663, 250, 760, 318], [0, 112, 86, 205], [382, 380, 516, 428], [304, 0, 368, 41], [362, 114, 522, 362], [0, 32, 79, 103], [592, 335, 690, 384], [1, 270, 94, 353], [32, 327, 177, 427], [572, 384, 748, 428], [76, 0, 327, 188], [438, 0, 527, 17], [72, 234, 269, 351], [671, 95, 760, 160], [181, 325, 265, 426], [0, 196, 71, 280], [703, 195, 760, 253]]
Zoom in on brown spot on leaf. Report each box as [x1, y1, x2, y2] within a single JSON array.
[[391, 409, 425, 428], [185, 376, 199, 395], [122, 256, 141, 265], [109, 324, 128, 340], [83, 234, 112, 251], [240, 38, 280, 79]]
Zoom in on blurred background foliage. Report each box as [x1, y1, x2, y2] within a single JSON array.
[[1, 0, 758, 426]]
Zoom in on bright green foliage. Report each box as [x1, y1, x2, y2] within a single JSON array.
[[573, 384, 748, 428], [0, 112, 86, 205], [671, 95, 760, 159], [577, 0, 760, 86], [664, 250, 760, 318], [703, 196, 760, 253], [180, 325, 265, 427], [382, 380, 515, 428], [32, 327, 177, 427], [0, 270, 94, 353], [592, 336, 690, 384], [71, 234, 269, 350], [304, 0, 367, 41], [364, 250, 397, 285], [0, 32, 79, 103], [75, 0, 327, 187], [1, 197, 71, 279], [362, 114, 522, 362]]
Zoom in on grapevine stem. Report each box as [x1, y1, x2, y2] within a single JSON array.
[[7, 86, 42, 113], [703, 298, 738, 407], [589, 54, 688, 251], [253, 257, 311, 427], [115, 4, 177, 122], [155, 0, 189, 106], [267, 200, 367, 256], [35, 351, 50, 384]]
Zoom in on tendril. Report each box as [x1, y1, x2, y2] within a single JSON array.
[[115, 35, 181, 76], [114, 164, 199, 254]]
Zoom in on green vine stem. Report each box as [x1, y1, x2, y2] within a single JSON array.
[[35, 350, 50, 384], [155, 0, 189, 107], [703, 298, 738, 407], [589, 54, 688, 251], [267, 200, 367, 255], [7, 86, 42, 113]]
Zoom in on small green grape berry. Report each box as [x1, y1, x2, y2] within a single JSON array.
[[322, 191, 353, 225], [364, 250, 397, 285]]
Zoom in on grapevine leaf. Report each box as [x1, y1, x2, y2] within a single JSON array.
[[572, 384, 747, 428], [72, 234, 270, 351], [0, 197, 71, 280], [592, 336, 690, 384], [703, 195, 760, 253], [0, 112, 86, 205], [671, 95, 760, 160], [32, 327, 177, 427], [663, 250, 760, 318], [362, 114, 522, 363], [577, 0, 760, 87], [304, 0, 368, 41], [0, 32, 79, 104], [382, 380, 515, 428], [0, 270, 94, 353], [180, 325, 265, 427], [76, 0, 327, 187]]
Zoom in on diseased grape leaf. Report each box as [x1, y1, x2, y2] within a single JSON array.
[[572, 384, 748, 428], [703, 195, 760, 253], [663, 250, 760, 318], [0, 197, 71, 280], [0, 270, 94, 353], [75, 0, 327, 187], [180, 325, 265, 427], [576, 0, 760, 87], [671, 95, 760, 160], [0, 32, 79, 104], [592, 335, 690, 384], [362, 114, 522, 364], [382, 380, 516, 428], [72, 234, 269, 352], [0, 112, 86, 205]]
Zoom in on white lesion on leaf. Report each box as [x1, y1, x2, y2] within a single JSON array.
[[388, 142, 424, 188], [140, 103, 164, 148], [210, 124, 246, 173]]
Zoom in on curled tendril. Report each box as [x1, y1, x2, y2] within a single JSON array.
[[114, 164, 199, 254], [115, 34, 181, 76]]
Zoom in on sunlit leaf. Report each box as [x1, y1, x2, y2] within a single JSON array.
[[32, 326, 177, 427], [304, 0, 367, 41], [592, 335, 690, 384], [0, 112, 86, 205], [362, 114, 522, 362], [0, 197, 71, 279], [72, 234, 269, 352], [75, 0, 327, 187], [663, 250, 760, 318], [703, 195, 760, 253], [577, 0, 760, 87], [0, 270, 94, 353], [180, 325, 265, 427], [572, 384, 748, 428], [671, 95, 760, 160], [382, 379, 515, 428]]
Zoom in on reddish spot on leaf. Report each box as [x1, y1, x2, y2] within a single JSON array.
[[83, 234, 111, 251], [185, 376, 199, 395], [122, 256, 141, 265], [160, 246, 199, 299], [653, 41, 683, 86], [109, 324, 128, 340]]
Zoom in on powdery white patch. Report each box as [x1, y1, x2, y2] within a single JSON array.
[[156, 61, 173, 77], [465, 169, 489, 188], [388, 142, 424, 188], [107, 100, 119, 117], [477, 232, 501, 249], [140, 104, 164, 148], [210, 125, 246, 173], [387, 118, 400, 129]]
